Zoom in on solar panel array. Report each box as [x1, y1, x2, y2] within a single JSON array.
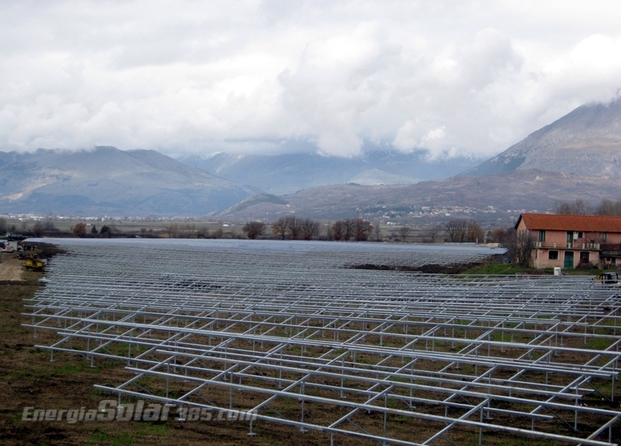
[[25, 239, 621, 445]]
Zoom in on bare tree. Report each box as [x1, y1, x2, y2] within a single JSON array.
[[466, 220, 485, 243], [352, 218, 373, 241], [573, 199, 590, 215], [343, 219, 354, 241], [554, 199, 590, 215], [166, 224, 180, 238], [285, 216, 302, 240], [584, 230, 607, 244], [490, 228, 511, 244], [32, 221, 45, 237], [332, 219, 372, 241], [509, 229, 533, 266], [300, 218, 320, 240], [423, 225, 441, 243], [398, 225, 411, 242], [445, 219, 468, 243], [43, 217, 57, 232], [243, 221, 266, 239], [197, 226, 210, 238], [271, 217, 289, 240], [595, 198, 621, 216], [332, 220, 345, 241], [555, 202, 572, 214]]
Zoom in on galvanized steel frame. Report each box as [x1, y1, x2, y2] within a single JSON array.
[[24, 239, 621, 445]]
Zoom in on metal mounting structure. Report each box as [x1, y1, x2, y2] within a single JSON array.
[[24, 238, 621, 445]]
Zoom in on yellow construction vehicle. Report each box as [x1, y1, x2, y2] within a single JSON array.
[[24, 254, 44, 271], [594, 272, 619, 286]]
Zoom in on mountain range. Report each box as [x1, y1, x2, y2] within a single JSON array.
[[0, 147, 252, 216], [1, 96, 620, 222], [215, 170, 621, 226], [214, 96, 621, 224]]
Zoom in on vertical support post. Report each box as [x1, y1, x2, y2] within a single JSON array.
[[299, 382, 307, 433], [383, 394, 388, 439], [479, 405, 483, 446]]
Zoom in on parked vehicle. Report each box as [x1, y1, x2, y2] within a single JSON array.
[[1, 241, 15, 253], [595, 272, 619, 286], [24, 253, 45, 271]]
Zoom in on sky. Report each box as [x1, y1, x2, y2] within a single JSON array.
[[2, 0, 621, 160]]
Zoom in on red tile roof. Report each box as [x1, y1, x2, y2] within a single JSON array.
[[516, 213, 621, 232]]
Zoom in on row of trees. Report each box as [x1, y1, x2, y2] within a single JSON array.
[[0, 217, 14, 235], [0, 215, 503, 246], [245, 217, 483, 243], [444, 219, 485, 243], [71, 223, 113, 238], [555, 198, 621, 216], [241, 216, 376, 241], [240, 216, 498, 243], [270, 216, 321, 240], [331, 218, 373, 241], [0, 217, 60, 237]]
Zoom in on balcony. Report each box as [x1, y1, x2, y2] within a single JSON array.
[[600, 244, 621, 258], [532, 241, 600, 250], [580, 242, 600, 249]]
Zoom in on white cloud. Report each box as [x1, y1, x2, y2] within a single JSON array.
[[278, 20, 398, 157], [1, 0, 621, 159]]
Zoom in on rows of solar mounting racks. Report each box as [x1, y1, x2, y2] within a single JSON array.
[[24, 239, 621, 445]]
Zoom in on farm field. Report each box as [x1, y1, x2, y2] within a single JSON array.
[[3, 239, 621, 445]]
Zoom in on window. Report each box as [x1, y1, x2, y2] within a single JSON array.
[[548, 251, 558, 260], [602, 232, 607, 242], [577, 231, 583, 239], [538, 230, 546, 242]]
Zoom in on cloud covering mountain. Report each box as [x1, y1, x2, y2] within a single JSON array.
[[178, 150, 480, 195], [215, 95, 621, 223], [2, 1, 621, 164], [463, 96, 621, 177], [2, 93, 620, 220]]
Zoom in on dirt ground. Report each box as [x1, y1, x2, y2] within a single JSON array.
[[0, 253, 24, 282]]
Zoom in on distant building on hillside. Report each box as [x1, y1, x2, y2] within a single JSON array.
[[515, 213, 621, 269]]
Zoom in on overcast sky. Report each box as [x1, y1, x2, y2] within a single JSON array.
[[2, 0, 621, 160]]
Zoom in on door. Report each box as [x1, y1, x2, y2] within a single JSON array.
[[564, 251, 574, 269]]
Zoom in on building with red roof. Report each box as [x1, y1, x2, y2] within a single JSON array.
[[515, 213, 621, 269]]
